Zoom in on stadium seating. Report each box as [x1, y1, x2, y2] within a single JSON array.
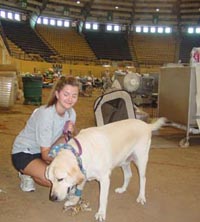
[[36, 25, 96, 62], [131, 33, 176, 65], [1, 19, 181, 68], [84, 31, 132, 61], [1, 20, 56, 62]]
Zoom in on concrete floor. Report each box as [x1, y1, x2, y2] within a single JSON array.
[[0, 88, 200, 222]]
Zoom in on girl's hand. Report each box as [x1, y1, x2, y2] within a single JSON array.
[[41, 147, 53, 164], [67, 120, 75, 133]]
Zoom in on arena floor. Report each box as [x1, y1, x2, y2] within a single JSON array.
[[0, 88, 200, 222]]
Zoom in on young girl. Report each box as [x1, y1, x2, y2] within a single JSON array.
[[12, 76, 79, 192]]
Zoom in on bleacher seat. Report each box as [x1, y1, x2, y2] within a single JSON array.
[[1, 20, 56, 62], [84, 31, 132, 61]]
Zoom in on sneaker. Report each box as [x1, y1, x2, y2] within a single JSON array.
[[18, 172, 36, 192]]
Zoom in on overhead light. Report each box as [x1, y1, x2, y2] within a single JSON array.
[[57, 20, 62, 26], [0, 11, 6, 18], [64, 20, 70, 27], [150, 26, 156, 33], [188, 27, 194, 34], [165, 27, 171, 33], [7, 12, 13, 20], [37, 17, 41, 24], [93, 23, 98, 30], [196, 27, 200, 34], [157, 27, 163, 33], [114, 25, 120, 32], [106, 24, 112, 31], [143, 26, 149, 33], [50, 19, 55, 26], [14, 13, 20, 21], [136, 26, 142, 33], [43, 17, 48, 25], [85, 22, 91, 29]]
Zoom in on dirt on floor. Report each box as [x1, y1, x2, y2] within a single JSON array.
[[0, 88, 200, 222]]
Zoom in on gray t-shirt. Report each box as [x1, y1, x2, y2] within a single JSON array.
[[12, 104, 76, 154]]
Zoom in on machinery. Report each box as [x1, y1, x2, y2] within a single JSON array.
[[114, 71, 158, 106]]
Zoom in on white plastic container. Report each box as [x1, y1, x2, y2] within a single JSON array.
[[0, 72, 17, 108]]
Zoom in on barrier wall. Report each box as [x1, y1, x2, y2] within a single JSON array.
[[12, 58, 116, 77]]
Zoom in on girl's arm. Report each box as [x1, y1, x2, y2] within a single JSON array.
[[41, 147, 53, 164]]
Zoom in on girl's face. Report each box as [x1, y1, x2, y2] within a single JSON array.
[[55, 85, 79, 114]]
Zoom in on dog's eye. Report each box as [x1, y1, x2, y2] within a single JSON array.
[[57, 178, 64, 182]]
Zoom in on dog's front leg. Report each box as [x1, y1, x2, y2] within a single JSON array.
[[64, 180, 86, 209], [95, 175, 110, 221]]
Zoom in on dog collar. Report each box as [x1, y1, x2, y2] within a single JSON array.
[[59, 143, 86, 176], [49, 143, 86, 175]]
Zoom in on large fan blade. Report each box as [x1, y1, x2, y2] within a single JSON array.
[[123, 73, 141, 92]]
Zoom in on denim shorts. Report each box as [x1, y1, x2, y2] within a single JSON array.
[[12, 152, 41, 171]]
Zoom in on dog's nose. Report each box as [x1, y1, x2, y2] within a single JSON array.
[[50, 194, 58, 202]]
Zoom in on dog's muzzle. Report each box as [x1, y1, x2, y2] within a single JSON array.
[[50, 194, 58, 202], [50, 186, 74, 202]]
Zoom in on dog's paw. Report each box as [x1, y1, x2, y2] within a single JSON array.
[[95, 211, 106, 221], [136, 195, 146, 205], [64, 196, 80, 209], [115, 187, 126, 193], [63, 200, 75, 210]]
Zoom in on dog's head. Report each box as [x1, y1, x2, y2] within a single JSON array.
[[45, 149, 85, 201]]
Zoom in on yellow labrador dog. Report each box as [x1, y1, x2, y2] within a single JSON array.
[[46, 117, 165, 221]]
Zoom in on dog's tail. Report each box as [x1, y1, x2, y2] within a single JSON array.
[[150, 117, 166, 131]]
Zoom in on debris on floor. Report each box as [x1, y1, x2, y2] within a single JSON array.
[[63, 199, 92, 216]]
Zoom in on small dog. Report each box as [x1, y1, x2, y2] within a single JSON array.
[[46, 117, 166, 221]]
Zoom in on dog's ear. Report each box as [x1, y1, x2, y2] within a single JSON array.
[[68, 166, 85, 185]]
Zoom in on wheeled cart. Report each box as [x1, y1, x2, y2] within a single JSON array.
[[158, 65, 200, 147]]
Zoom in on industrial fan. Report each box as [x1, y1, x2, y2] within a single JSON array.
[[123, 72, 141, 92]]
